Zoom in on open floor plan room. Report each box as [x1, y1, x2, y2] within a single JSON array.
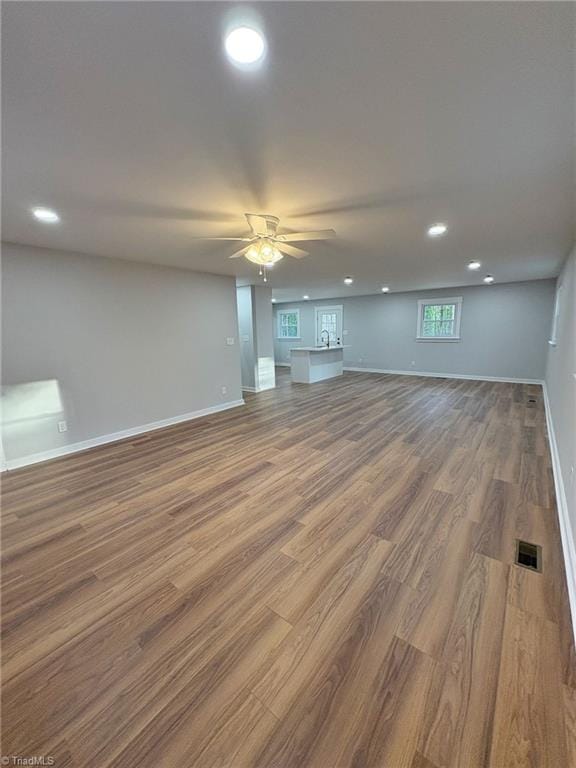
[[2, 2, 575, 766]]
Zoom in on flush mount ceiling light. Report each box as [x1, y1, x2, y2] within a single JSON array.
[[381, 286, 390, 293], [225, 26, 266, 65], [484, 275, 495, 284], [344, 276, 354, 285], [468, 260, 481, 270], [303, 295, 310, 300], [32, 207, 60, 223], [427, 223, 448, 237], [271, 298, 276, 303]]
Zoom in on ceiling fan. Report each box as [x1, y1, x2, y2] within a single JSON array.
[[201, 213, 336, 273]]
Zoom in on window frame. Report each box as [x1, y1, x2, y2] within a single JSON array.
[[277, 308, 301, 340], [416, 296, 463, 342]]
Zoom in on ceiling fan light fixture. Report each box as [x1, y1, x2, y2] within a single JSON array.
[[244, 238, 284, 266]]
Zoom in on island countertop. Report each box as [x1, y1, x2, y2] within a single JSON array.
[[290, 345, 347, 352]]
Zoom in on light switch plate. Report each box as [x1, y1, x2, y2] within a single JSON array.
[[226, 337, 235, 346]]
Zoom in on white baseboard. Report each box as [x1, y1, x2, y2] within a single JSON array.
[[275, 362, 290, 367], [4, 399, 245, 471], [242, 384, 277, 393], [543, 384, 576, 644], [343, 366, 544, 385]]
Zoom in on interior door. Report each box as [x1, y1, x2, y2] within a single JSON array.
[[316, 305, 343, 346]]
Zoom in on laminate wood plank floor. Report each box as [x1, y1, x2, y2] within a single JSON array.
[[2, 368, 574, 767]]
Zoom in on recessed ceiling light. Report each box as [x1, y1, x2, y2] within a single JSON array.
[[381, 286, 390, 293], [303, 295, 310, 300], [468, 260, 481, 270], [225, 27, 266, 65], [427, 223, 448, 237], [484, 275, 495, 284], [32, 207, 60, 223], [344, 276, 354, 285]]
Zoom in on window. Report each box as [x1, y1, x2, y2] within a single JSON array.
[[315, 305, 343, 345], [417, 297, 462, 341], [549, 281, 562, 346], [277, 309, 300, 339]]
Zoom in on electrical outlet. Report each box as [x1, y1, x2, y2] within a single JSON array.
[[221, 385, 227, 396], [410, 360, 416, 367], [57, 420, 67, 433], [226, 337, 235, 346]]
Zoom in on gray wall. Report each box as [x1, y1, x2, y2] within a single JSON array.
[[274, 280, 555, 381], [2, 242, 242, 464], [237, 285, 275, 392], [545, 247, 576, 551], [237, 285, 257, 391]]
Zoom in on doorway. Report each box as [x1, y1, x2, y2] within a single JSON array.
[[315, 305, 343, 346]]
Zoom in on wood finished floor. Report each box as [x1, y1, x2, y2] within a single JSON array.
[[2, 368, 575, 768]]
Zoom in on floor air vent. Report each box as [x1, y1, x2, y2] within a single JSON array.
[[515, 540, 542, 572], [527, 398, 537, 404]]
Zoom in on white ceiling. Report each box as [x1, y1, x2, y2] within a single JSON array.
[[3, 2, 575, 302]]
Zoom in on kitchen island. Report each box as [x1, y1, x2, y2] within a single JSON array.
[[290, 345, 345, 384]]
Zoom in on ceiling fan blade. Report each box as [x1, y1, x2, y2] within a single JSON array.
[[246, 213, 280, 237], [276, 229, 337, 242], [229, 245, 251, 259], [276, 243, 310, 259]]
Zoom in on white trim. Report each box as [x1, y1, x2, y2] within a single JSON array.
[[275, 361, 290, 367], [417, 296, 462, 341], [0, 439, 6, 473], [343, 366, 543, 385], [242, 385, 275, 393], [277, 308, 301, 340], [3, 399, 245, 471], [549, 280, 563, 347], [543, 383, 576, 644]]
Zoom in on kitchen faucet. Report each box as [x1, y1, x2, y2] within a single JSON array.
[[320, 329, 330, 347]]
